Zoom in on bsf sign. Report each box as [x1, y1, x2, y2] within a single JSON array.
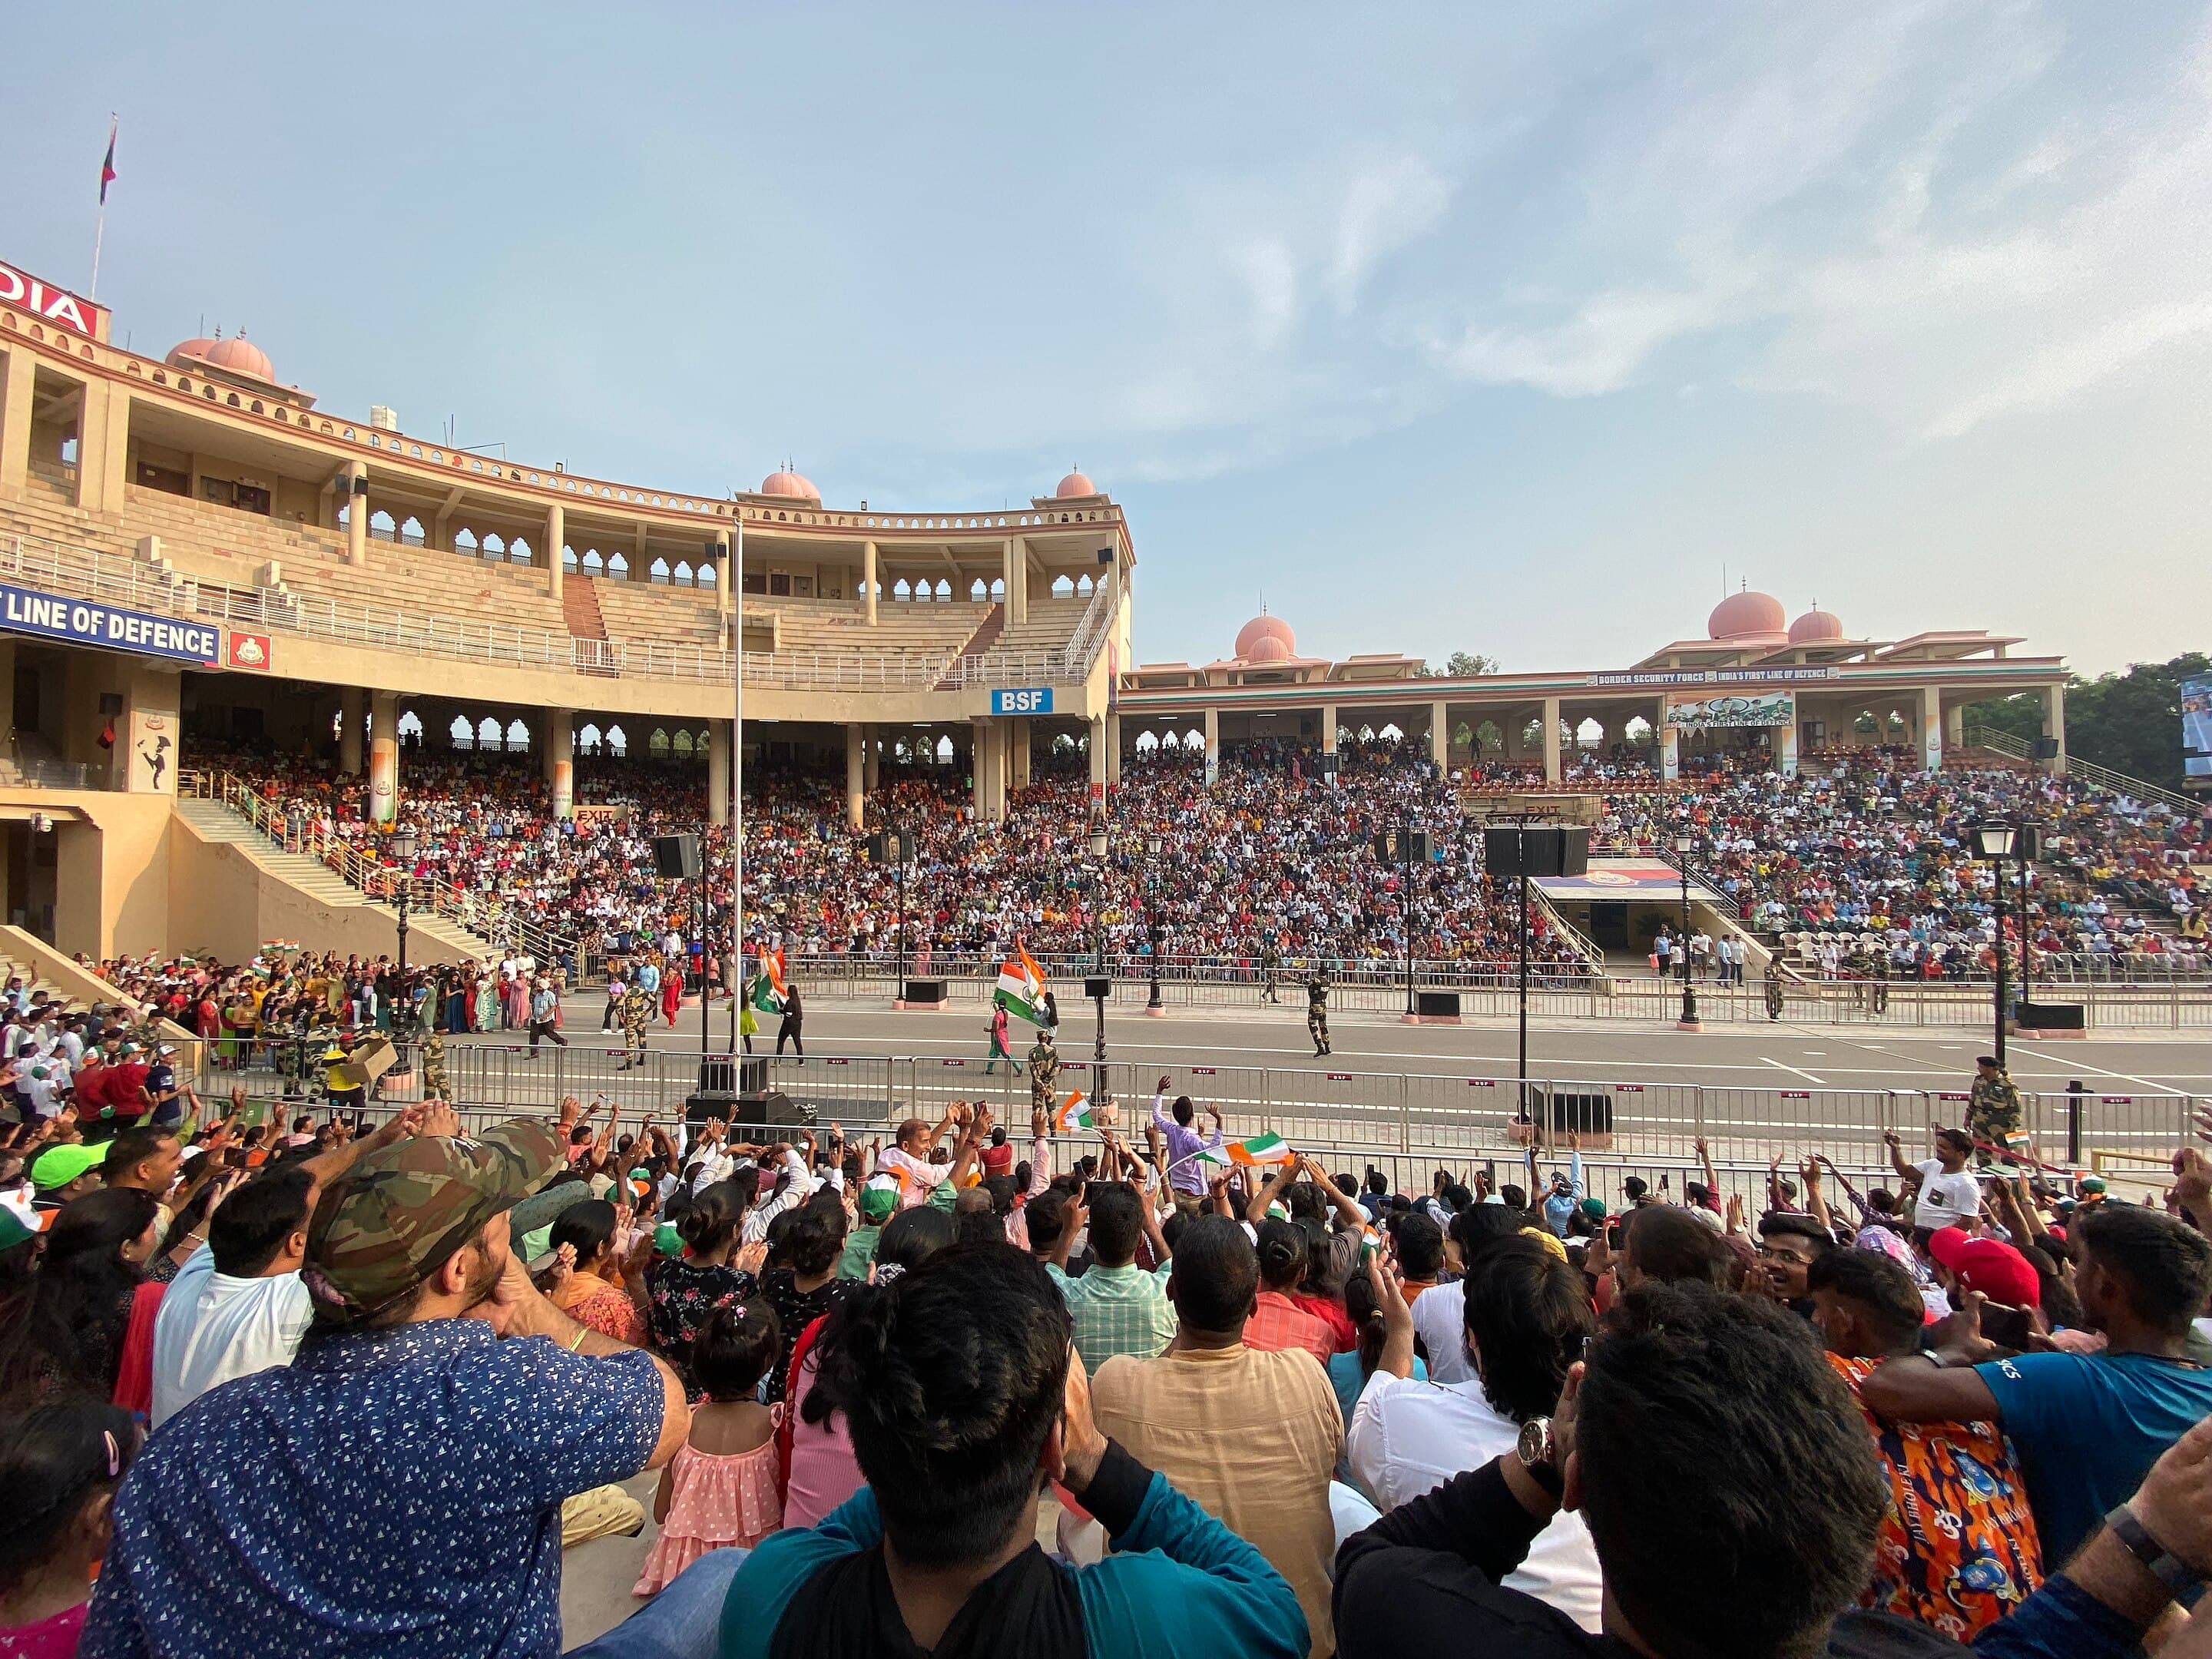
[[991, 687, 1052, 715], [0, 260, 108, 341]]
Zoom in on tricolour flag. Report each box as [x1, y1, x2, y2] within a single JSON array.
[[99, 119, 118, 204], [1197, 1132, 1294, 1169], [749, 949, 787, 1014], [993, 942, 1047, 1027], [1053, 1090, 1094, 1132]]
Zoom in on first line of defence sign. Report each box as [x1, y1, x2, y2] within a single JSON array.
[[0, 583, 220, 665]]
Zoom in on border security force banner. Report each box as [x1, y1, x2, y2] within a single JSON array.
[[2183, 674, 2212, 783], [1665, 691, 1795, 731], [0, 584, 220, 665]]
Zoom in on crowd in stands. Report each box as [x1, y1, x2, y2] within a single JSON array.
[[2, 993, 2210, 1657]]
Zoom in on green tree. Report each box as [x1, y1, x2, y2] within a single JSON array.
[[1965, 653, 2211, 790], [1416, 650, 1500, 679]]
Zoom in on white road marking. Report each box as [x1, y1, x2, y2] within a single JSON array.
[[1761, 1056, 1828, 1084]]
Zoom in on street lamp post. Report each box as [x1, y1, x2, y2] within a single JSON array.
[[1085, 814, 1113, 1113], [1974, 820, 2018, 1067], [1673, 833, 1700, 1031], [1144, 831, 1164, 1012], [390, 825, 417, 1035]]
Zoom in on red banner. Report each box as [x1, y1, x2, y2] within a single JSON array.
[[226, 631, 273, 671], [0, 259, 107, 340]]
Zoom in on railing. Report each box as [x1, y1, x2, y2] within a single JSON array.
[[0, 530, 1086, 694], [179, 770, 578, 966], [1967, 724, 2201, 814], [2, 757, 108, 790]]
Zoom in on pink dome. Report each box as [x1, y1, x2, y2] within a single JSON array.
[[1234, 614, 1296, 660], [201, 335, 274, 381], [1707, 590, 1786, 641], [1245, 634, 1292, 664], [760, 470, 820, 500], [1055, 471, 1099, 498], [1788, 607, 1844, 644], [165, 337, 220, 369]]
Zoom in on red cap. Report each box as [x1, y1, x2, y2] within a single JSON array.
[[1926, 1228, 2041, 1309]]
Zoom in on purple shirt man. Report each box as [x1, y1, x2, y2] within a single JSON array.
[[1151, 1084, 1224, 1197]]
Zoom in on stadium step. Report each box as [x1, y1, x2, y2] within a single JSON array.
[[564, 574, 611, 643], [938, 602, 1005, 688]]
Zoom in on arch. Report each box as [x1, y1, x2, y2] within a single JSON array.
[[476, 717, 502, 750], [1076, 574, 1094, 597], [650, 558, 671, 585], [988, 577, 1005, 600], [695, 560, 717, 589], [396, 710, 424, 742], [449, 714, 475, 750], [561, 545, 578, 573], [582, 548, 604, 576], [605, 724, 628, 757], [671, 730, 694, 756], [1378, 723, 1403, 741], [1134, 729, 1159, 752], [1052, 575, 1075, 598], [399, 516, 426, 547], [649, 727, 671, 757], [1575, 717, 1604, 747], [673, 560, 694, 587], [892, 578, 913, 601], [455, 528, 478, 555], [935, 735, 955, 763], [369, 509, 397, 541], [508, 537, 532, 565], [935, 578, 952, 601], [505, 719, 529, 751], [482, 531, 505, 560], [607, 551, 630, 580], [1184, 727, 1206, 750], [969, 578, 987, 601], [1622, 716, 1654, 744], [578, 721, 603, 756]]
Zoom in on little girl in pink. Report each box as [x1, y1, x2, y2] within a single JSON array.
[[632, 1299, 785, 1598]]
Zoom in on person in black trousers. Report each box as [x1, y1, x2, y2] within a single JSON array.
[[776, 982, 804, 1057]]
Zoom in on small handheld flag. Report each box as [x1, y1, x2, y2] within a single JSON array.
[[100, 119, 118, 204], [1053, 1091, 1094, 1132], [1197, 1132, 1294, 1169]]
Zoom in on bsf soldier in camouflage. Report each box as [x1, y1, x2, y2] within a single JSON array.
[[1261, 943, 1283, 1005], [1307, 972, 1331, 1056], [1967, 1056, 2025, 1164], [617, 988, 651, 1071], [1028, 1031, 1061, 1117], [303, 1114, 563, 1326], [421, 1026, 451, 1102], [276, 1013, 308, 1098]]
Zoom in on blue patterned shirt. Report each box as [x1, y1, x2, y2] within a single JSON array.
[[81, 1318, 664, 1658]]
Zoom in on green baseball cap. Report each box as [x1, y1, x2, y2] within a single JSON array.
[[30, 1141, 109, 1191], [304, 1118, 563, 1323], [859, 1186, 899, 1224], [1578, 1197, 1609, 1220]]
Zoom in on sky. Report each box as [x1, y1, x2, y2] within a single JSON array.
[[5, 2, 2207, 677]]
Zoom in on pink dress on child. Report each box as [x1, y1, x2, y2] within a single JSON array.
[[632, 1408, 785, 1598]]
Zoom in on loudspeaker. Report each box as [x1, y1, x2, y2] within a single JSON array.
[[1084, 976, 1111, 1000], [2015, 823, 2043, 860], [697, 1055, 767, 1095], [731, 1089, 817, 1131], [868, 830, 915, 866], [1539, 1088, 1613, 1137], [684, 1090, 737, 1128], [652, 833, 701, 880], [902, 979, 948, 1005], [1416, 990, 1462, 1018], [1482, 826, 1591, 878], [1373, 826, 1432, 865], [2033, 737, 2060, 760]]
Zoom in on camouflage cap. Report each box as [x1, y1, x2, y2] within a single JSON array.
[[304, 1118, 563, 1322]]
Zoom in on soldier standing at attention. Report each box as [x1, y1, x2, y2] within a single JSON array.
[[617, 982, 651, 1071], [1028, 1028, 1060, 1118], [1967, 1054, 2025, 1165], [1763, 959, 1786, 1022], [421, 1023, 450, 1102], [1260, 939, 1283, 1005], [1306, 969, 1331, 1057]]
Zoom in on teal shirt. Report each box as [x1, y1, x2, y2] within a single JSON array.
[[836, 1226, 882, 1280], [718, 1459, 1307, 1659]]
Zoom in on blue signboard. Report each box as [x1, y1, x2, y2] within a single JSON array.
[[990, 687, 1053, 715], [0, 583, 220, 664]]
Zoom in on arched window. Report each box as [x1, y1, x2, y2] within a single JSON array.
[[1378, 723, 1402, 742], [477, 717, 502, 751], [455, 528, 478, 555], [935, 735, 954, 763], [1052, 575, 1075, 598], [1186, 728, 1206, 750], [671, 730, 694, 756], [508, 537, 533, 566], [505, 720, 530, 751], [608, 551, 629, 580], [1076, 575, 1094, 596], [369, 510, 397, 542], [988, 578, 1005, 600], [578, 722, 603, 756], [449, 714, 475, 750], [397, 710, 424, 744], [399, 516, 426, 547], [562, 545, 578, 573], [606, 724, 628, 757], [582, 548, 604, 576], [649, 728, 671, 757], [695, 561, 717, 589], [1358, 725, 1376, 743], [1135, 730, 1159, 751], [673, 561, 694, 587], [893, 738, 911, 763], [935, 578, 952, 601], [482, 532, 505, 561], [1622, 717, 1652, 744], [650, 558, 671, 585]]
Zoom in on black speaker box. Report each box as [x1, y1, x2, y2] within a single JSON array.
[[1084, 976, 1111, 1000], [652, 833, 701, 880], [732, 1089, 817, 1130], [1416, 990, 1462, 1018], [697, 1055, 767, 1095], [1540, 1089, 1613, 1137], [2033, 737, 2060, 760], [1482, 826, 1591, 878]]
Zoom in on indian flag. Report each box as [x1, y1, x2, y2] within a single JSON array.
[[993, 943, 1047, 1027], [749, 949, 787, 1014], [1054, 1090, 1094, 1131], [1197, 1132, 1294, 1169]]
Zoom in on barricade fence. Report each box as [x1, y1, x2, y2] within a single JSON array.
[[202, 1040, 2196, 1185]]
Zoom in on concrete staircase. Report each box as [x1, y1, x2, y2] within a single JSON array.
[[171, 796, 499, 961], [938, 603, 1005, 689]]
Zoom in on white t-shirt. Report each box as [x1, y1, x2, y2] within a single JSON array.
[[1912, 1160, 1982, 1230], [1347, 1369, 1604, 1631], [1410, 1277, 1475, 1386], [151, 1245, 314, 1427]]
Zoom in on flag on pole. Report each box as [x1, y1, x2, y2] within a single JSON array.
[[1197, 1132, 1294, 1168], [993, 944, 1047, 1027], [1053, 1090, 1094, 1131], [99, 119, 118, 204], [748, 948, 787, 1014]]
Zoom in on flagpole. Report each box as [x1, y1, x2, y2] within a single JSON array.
[[727, 512, 743, 1054], [89, 207, 106, 301]]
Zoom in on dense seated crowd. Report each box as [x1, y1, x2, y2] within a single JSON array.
[[1, 1011, 2209, 1657], [1601, 747, 2210, 978]]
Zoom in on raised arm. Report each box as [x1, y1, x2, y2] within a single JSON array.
[[1303, 1155, 1369, 1230], [1882, 1130, 1917, 1184], [1243, 1154, 1300, 1226]]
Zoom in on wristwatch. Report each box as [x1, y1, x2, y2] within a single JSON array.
[[2107, 1505, 2206, 1610], [1515, 1416, 1565, 1498]]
